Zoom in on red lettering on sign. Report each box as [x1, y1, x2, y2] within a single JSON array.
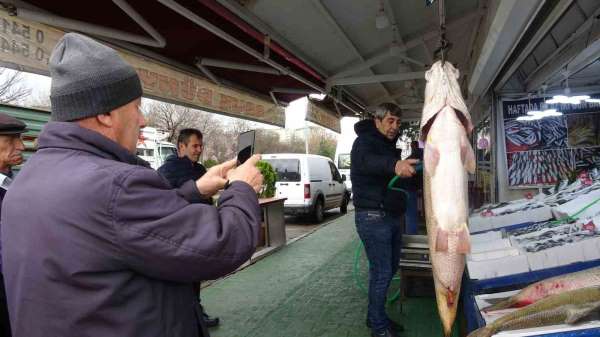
[[180, 77, 197, 101], [158, 74, 178, 98], [197, 88, 213, 106], [137, 68, 158, 90]]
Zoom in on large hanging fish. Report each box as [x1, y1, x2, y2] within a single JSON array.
[[420, 60, 475, 337]]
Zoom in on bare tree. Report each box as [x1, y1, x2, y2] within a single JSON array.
[[143, 100, 218, 143], [26, 88, 51, 110], [0, 68, 32, 104]]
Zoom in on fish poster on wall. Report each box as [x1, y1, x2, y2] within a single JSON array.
[[502, 95, 600, 187]]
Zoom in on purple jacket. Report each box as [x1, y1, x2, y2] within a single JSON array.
[[1, 122, 261, 337]]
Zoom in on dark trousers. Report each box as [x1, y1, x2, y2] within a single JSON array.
[[193, 284, 210, 337], [405, 190, 419, 234], [355, 209, 402, 333], [0, 274, 10, 337]]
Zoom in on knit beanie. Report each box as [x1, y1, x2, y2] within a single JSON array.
[[49, 33, 142, 122]]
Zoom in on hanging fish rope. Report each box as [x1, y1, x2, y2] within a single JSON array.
[[433, 0, 450, 65]]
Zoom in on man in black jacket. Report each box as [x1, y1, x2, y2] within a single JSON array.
[[158, 128, 219, 329], [351, 103, 418, 337], [159, 129, 211, 204]]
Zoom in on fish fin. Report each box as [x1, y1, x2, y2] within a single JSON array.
[[466, 326, 495, 337], [483, 297, 517, 312], [461, 136, 476, 174], [435, 227, 449, 252], [424, 142, 440, 175], [456, 225, 471, 254], [565, 301, 600, 325]]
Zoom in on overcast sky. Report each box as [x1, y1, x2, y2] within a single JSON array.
[[6, 68, 359, 153]]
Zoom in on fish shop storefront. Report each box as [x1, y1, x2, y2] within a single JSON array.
[[464, 0, 600, 336]]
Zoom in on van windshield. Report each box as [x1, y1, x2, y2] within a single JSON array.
[[337, 154, 351, 170], [159, 146, 176, 161], [264, 159, 301, 182]]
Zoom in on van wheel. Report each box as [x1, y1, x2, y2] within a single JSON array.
[[313, 199, 324, 223], [340, 194, 349, 214]]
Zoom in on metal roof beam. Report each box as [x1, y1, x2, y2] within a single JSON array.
[[157, 0, 363, 115], [329, 9, 482, 84], [525, 5, 600, 91], [330, 72, 425, 86], [494, 0, 575, 92], [309, 0, 395, 102], [199, 58, 281, 75], [399, 103, 424, 110], [468, 0, 545, 96], [9, 0, 166, 48]]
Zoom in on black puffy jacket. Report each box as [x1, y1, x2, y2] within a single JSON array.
[[350, 119, 406, 215], [157, 154, 211, 204]]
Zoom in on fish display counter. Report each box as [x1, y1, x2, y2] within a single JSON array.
[[463, 169, 600, 336], [469, 169, 600, 234]]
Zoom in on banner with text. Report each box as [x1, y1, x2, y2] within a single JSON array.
[[0, 12, 285, 127], [306, 101, 341, 133], [501, 95, 600, 187]]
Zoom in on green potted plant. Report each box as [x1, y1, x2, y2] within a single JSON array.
[[256, 160, 276, 198]]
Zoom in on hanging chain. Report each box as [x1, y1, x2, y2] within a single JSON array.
[[439, 0, 448, 65]]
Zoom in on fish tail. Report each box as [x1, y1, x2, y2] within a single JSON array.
[[466, 326, 495, 337]]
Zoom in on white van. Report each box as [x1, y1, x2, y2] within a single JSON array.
[[335, 153, 352, 194], [136, 127, 177, 169], [263, 153, 350, 222]]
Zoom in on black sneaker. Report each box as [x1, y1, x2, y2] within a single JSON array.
[[366, 319, 404, 332], [202, 311, 220, 328], [371, 328, 399, 337]]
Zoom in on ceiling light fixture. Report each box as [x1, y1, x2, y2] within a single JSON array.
[[518, 93, 563, 121], [375, 1, 389, 30], [546, 70, 591, 104], [309, 93, 326, 101]]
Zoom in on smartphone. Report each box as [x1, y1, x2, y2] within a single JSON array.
[[237, 130, 255, 165]]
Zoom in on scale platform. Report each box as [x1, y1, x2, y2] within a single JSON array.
[[400, 234, 431, 270]]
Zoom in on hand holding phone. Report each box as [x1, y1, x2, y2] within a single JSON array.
[[237, 130, 255, 166]]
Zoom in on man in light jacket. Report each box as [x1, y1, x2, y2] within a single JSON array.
[[1, 32, 263, 337]]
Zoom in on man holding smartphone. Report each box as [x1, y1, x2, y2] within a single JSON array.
[[158, 128, 219, 331], [1, 33, 263, 337]]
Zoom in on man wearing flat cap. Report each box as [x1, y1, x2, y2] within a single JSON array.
[[1, 33, 263, 337], [0, 113, 25, 337]]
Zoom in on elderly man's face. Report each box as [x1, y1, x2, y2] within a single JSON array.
[[375, 112, 402, 140], [0, 134, 25, 169], [112, 98, 146, 154]]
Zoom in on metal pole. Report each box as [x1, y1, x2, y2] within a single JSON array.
[[13, 2, 166, 48]]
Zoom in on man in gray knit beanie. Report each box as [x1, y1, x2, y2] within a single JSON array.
[[1, 32, 264, 337], [49, 32, 143, 123]]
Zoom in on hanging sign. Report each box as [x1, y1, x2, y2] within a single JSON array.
[[306, 101, 341, 133], [0, 12, 285, 127], [501, 96, 600, 188]]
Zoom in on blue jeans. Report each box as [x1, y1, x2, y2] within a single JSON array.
[[355, 209, 402, 333], [405, 190, 418, 235]]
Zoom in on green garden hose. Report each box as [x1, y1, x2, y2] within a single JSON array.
[[550, 196, 600, 224]]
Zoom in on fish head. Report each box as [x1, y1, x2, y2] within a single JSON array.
[[420, 60, 473, 142]]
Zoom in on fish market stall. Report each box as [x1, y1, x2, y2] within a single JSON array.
[[463, 169, 600, 335]]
